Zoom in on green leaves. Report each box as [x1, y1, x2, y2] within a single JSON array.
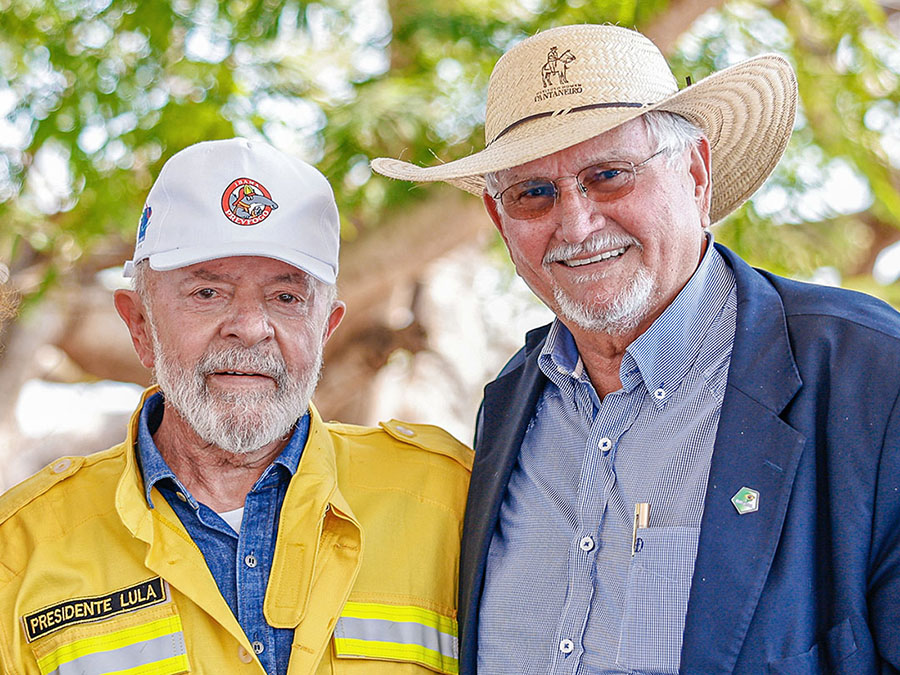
[[1, 0, 898, 308]]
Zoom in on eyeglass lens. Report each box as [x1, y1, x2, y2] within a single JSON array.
[[499, 161, 638, 220]]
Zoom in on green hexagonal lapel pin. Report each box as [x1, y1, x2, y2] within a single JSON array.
[[731, 486, 760, 515]]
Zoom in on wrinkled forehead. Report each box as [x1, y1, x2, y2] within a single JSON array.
[[141, 256, 318, 294]]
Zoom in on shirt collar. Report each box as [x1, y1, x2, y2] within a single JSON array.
[[137, 392, 310, 508], [622, 233, 733, 404], [539, 320, 585, 382], [539, 232, 734, 405]]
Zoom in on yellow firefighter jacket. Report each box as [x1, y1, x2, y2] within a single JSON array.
[[0, 388, 473, 675]]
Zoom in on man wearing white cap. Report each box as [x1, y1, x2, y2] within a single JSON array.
[[0, 139, 471, 674], [373, 24, 900, 675]]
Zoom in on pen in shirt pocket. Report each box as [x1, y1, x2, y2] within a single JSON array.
[[632, 502, 651, 556]]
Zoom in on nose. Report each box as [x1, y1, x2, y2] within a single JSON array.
[[220, 295, 275, 347], [554, 177, 605, 244]]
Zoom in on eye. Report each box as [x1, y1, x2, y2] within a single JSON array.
[[580, 162, 632, 190], [598, 168, 623, 180], [271, 290, 313, 308], [508, 180, 556, 203], [194, 288, 217, 300], [584, 166, 623, 182]]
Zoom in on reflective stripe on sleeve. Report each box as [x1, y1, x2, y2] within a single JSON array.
[[37, 615, 189, 675], [334, 602, 459, 674]]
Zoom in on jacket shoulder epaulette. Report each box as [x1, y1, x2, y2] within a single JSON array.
[[0, 445, 121, 526], [327, 419, 474, 471]]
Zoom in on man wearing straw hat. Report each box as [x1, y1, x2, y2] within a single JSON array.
[[373, 24, 900, 675]]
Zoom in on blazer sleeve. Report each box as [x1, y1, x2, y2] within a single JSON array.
[[870, 391, 900, 671]]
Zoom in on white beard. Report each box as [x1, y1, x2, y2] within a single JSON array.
[[151, 332, 322, 455], [543, 231, 656, 336], [552, 265, 655, 336]]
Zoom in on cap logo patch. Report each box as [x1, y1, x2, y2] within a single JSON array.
[[535, 46, 582, 102], [221, 177, 279, 226], [137, 205, 151, 244]]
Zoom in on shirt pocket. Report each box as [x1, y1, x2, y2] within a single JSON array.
[[29, 600, 190, 675], [331, 601, 458, 674], [616, 525, 700, 675]]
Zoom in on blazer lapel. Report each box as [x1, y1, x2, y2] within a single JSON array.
[[681, 246, 806, 673], [458, 326, 549, 674]]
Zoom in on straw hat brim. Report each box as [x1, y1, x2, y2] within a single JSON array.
[[371, 54, 797, 224]]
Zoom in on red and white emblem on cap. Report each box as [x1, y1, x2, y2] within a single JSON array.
[[221, 178, 279, 226]]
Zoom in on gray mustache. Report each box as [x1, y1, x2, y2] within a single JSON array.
[[197, 347, 288, 383], [543, 233, 641, 265]]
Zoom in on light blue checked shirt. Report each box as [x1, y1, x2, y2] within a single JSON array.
[[478, 239, 737, 675]]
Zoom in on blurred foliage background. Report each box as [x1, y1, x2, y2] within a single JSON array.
[[2, 0, 899, 304], [0, 0, 899, 485]]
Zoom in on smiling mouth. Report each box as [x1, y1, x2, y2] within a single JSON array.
[[209, 371, 274, 382], [561, 246, 628, 268]]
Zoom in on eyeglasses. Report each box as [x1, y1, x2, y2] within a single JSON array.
[[491, 150, 665, 221]]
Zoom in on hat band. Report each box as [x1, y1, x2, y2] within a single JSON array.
[[487, 101, 648, 147]]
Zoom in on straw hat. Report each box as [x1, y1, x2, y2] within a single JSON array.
[[371, 24, 797, 223]]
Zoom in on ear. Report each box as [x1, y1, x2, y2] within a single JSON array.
[[114, 289, 156, 368], [322, 300, 345, 344], [688, 136, 713, 229], [482, 190, 512, 248]]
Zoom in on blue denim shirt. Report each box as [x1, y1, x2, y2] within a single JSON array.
[[137, 392, 308, 675]]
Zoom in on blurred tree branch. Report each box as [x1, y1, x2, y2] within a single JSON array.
[[0, 0, 898, 427]]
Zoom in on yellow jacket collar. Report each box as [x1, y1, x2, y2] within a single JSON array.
[[265, 403, 363, 627], [116, 386, 160, 543]]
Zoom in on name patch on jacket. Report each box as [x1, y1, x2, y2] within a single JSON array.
[[22, 577, 167, 642]]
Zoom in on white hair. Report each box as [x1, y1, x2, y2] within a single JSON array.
[[641, 110, 705, 167], [132, 261, 150, 304]]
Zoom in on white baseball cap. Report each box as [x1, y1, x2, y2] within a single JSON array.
[[124, 138, 340, 284]]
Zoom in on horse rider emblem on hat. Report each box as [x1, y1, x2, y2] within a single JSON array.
[[542, 46, 576, 88], [221, 177, 279, 226]]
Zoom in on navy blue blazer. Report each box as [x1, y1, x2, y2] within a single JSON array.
[[460, 244, 900, 674]]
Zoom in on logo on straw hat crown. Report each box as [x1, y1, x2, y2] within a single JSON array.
[[537, 46, 582, 102], [221, 177, 279, 226]]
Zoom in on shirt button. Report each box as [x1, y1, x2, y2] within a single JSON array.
[[559, 638, 575, 654], [394, 424, 416, 437], [244, 554, 257, 568], [598, 437, 612, 454], [579, 536, 595, 552], [238, 646, 253, 663], [654, 388, 667, 400], [252, 641, 265, 654], [176, 492, 187, 502]]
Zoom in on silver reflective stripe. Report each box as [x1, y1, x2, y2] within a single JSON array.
[[336, 616, 458, 659], [46, 632, 187, 675]]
